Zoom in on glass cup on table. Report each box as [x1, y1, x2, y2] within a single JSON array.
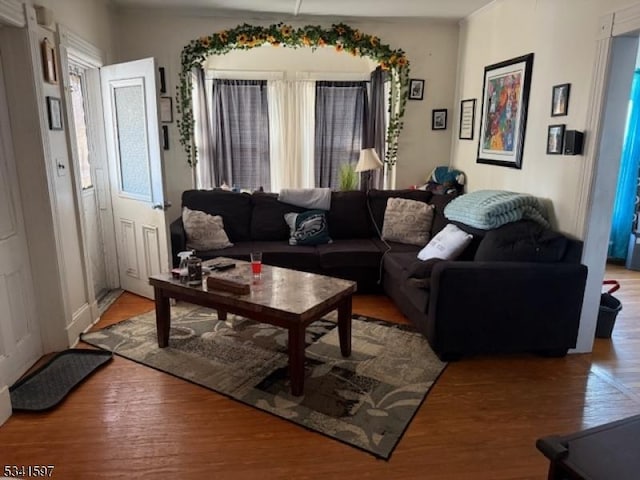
[[250, 252, 263, 278]]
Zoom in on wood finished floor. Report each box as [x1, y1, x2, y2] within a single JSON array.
[[1, 265, 639, 479]]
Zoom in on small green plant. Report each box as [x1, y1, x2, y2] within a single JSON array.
[[338, 163, 358, 191]]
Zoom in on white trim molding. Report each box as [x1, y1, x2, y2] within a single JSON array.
[[0, 0, 24, 27], [58, 24, 104, 69], [0, 385, 11, 426]]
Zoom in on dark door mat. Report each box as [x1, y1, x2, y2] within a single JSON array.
[[9, 349, 113, 412]]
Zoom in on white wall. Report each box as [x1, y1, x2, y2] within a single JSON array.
[[25, 0, 116, 62], [451, 0, 633, 236], [113, 10, 459, 212]]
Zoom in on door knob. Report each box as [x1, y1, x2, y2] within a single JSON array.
[[152, 201, 172, 211]]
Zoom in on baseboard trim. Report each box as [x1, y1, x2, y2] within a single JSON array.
[[0, 385, 12, 426], [66, 302, 94, 346]]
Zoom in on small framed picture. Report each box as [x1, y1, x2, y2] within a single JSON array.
[[432, 109, 447, 130], [547, 124, 565, 154], [409, 79, 425, 100], [159, 67, 167, 94], [162, 125, 169, 150], [41, 37, 58, 84], [160, 97, 173, 123], [46, 96, 63, 130], [551, 83, 570, 117], [459, 99, 476, 140]]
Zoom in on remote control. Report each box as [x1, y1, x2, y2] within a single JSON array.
[[215, 263, 236, 271]]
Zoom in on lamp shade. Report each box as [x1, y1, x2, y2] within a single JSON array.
[[355, 148, 383, 172]]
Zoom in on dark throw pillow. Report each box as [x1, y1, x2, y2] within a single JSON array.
[[474, 220, 568, 262], [284, 210, 332, 246]]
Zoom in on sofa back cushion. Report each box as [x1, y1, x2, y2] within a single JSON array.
[[181, 190, 252, 242], [367, 189, 433, 235], [250, 193, 305, 241], [474, 220, 568, 263], [328, 191, 372, 239]]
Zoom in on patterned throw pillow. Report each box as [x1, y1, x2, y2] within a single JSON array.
[[284, 210, 332, 246], [417, 224, 473, 261], [182, 206, 234, 251], [382, 198, 434, 246]]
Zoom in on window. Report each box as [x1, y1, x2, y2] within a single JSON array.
[[211, 80, 270, 191], [69, 70, 93, 189], [314, 81, 367, 188]]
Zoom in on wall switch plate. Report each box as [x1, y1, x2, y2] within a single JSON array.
[[56, 159, 67, 176]]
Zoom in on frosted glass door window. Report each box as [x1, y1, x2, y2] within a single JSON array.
[[114, 84, 151, 198]]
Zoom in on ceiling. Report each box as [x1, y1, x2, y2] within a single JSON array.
[[112, 0, 495, 20]]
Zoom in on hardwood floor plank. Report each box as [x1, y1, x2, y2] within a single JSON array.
[[1, 265, 640, 478]]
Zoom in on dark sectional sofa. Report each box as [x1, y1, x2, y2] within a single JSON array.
[[170, 188, 588, 360]]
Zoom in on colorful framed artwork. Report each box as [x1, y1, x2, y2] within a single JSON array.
[[546, 124, 565, 154], [459, 98, 476, 140], [477, 53, 534, 169], [551, 83, 570, 117]]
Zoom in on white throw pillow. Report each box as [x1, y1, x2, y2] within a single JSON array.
[[382, 198, 434, 246], [182, 206, 233, 251], [417, 224, 473, 261]]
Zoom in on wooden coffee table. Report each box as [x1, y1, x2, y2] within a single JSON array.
[[148, 259, 356, 396]]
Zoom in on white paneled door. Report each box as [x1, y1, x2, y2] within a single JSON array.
[[0, 53, 43, 386], [101, 58, 170, 299]]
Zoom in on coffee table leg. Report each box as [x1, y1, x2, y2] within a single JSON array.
[[338, 295, 352, 357], [217, 310, 227, 321], [288, 325, 306, 396], [154, 287, 170, 348]]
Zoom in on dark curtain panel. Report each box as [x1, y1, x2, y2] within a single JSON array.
[[314, 81, 368, 188], [211, 79, 270, 191], [366, 67, 389, 189]]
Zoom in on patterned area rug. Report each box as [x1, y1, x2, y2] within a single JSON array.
[[81, 304, 446, 459]]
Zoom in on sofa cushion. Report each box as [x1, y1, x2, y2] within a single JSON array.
[[251, 193, 305, 241], [372, 238, 422, 254], [382, 198, 434, 246], [251, 241, 320, 271], [182, 190, 252, 242], [474, 220, 568, 262], [368, 189, 433, 234], [383, 252, 430, 312], [405, 258, 443, 290], [193, 241, 253, 262], [418, 224, 473, 261], [284, 210, 332, 246], [182, 207, 233, 251], [327, 191, 371, 239], [317, 239, 384, 269]]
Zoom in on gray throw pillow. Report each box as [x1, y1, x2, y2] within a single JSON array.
[[182, 206, 233, 251], [382, 198, 434, 246]]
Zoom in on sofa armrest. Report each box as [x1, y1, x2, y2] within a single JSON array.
[[427, 261, 588, 357], [170, 217, 187, 267]]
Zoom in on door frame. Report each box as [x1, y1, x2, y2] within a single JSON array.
[[57, 25, 119, 311], [576, 3, 640, 352]]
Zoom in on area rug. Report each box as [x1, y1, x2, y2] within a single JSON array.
[[81, 304, 446, 459], [10, 349, 113, 411]]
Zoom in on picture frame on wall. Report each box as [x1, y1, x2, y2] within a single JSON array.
[[551, 83, 570, 117], [41, 37, 58, 85], [547, 124, 565, 154], [409, 79, 425, 100], [477, 53, 534, 169], [459, 98, 476, 140], [160, 97, 173, 123], [46, 96, 63, 130], [432, 109, 447, 130]]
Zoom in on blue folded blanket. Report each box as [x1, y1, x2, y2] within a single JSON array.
[[444, 190, 550, 230]]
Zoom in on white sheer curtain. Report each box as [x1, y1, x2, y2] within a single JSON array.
[[267, 80, 316, 191], [194, 70, 214, 189]]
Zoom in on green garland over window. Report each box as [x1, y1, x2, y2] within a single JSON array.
[[177, 22, 410, 167]]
